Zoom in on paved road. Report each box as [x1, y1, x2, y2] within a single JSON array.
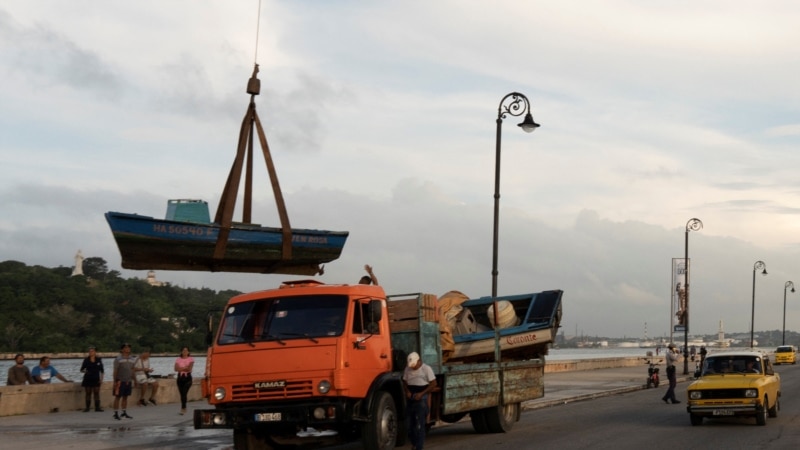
[[0, 364, 689, 449]]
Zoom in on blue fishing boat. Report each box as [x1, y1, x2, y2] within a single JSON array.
[[442, 290, 563, 363], [106, 200, 348, 276]]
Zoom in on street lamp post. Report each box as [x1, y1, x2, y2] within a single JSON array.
[[491, 92, 539, 302], [783, 281, 795, 346], [750, 261, 767, 348], [491, 92, 539, 363], [683, 218, 702, 375]]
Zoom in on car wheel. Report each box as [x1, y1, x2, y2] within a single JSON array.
[[768, 398, 779, 418], [690, 414, 703, 426], [756, 397, 767, 426]]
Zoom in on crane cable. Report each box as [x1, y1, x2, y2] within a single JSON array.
[[253, 0, 262, 65]]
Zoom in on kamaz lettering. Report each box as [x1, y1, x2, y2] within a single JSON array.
[[254, 380, 286, 390]]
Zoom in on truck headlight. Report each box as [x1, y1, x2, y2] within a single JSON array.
[[689, 391, 702, 400], [745, 389, 758, 398], [318, 380, 331, 394], [214, 387, 227, 401]]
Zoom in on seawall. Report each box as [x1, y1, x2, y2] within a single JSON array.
[[0, 376, 202, 417], [0, 356, 650, 417]]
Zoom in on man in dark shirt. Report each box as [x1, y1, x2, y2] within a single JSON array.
[[6, 354, 35, 385]]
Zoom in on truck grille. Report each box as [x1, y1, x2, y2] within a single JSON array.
[[230, 380, 314, 401], [696, 389, 748, 399]]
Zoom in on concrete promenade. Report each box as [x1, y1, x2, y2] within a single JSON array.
[[0, 356, 701, 449]]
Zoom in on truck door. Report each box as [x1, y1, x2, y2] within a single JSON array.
[[346, 299, 391, 392]]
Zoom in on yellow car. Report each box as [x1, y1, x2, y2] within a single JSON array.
[[686, 351, 780, 426], [774, 345, 796, 365]]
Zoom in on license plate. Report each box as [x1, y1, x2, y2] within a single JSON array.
[[255, 412, 282, 422], [712, 409, 734, 416]]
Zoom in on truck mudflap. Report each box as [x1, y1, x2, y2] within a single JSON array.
[[193, 399, 352, 432]]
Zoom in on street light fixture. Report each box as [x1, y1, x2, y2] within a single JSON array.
[[683, 218, 702, 375], [750, 261, 767, 348], [491, 92, 539, 302], [491, 92, 538, 363], [783, 281, 795, 346]]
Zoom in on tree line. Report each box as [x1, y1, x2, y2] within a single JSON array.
[[0, 258, 240, 354]]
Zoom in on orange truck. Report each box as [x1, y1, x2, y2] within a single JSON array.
[[193, 280, 562, 450]]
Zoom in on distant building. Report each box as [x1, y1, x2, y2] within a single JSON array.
[[146, 270, 164, 287]]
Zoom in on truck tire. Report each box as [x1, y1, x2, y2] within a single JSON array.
[[689, 414, 703, 426], [233, 428, 275, 450], [484, 403, 518, 433], [470, 409, 489, 434], [362, 391, 398, 450]]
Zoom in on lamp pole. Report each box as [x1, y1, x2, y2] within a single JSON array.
[[783, 281, 795, 346], [491, 92, 539, 363], [491, 92, 539, 302], [683, 218, 702, 375], [751, 261, 767, 348]]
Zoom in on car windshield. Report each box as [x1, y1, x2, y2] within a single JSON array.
[[775, 346, 793, 353], [702, 355, 762, 375], [217, 295, 349, 344]]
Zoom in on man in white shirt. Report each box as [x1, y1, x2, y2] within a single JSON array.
[[402, 352, 436, 450]]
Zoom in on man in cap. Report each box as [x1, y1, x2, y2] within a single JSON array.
[[661, 343, 682, 404], [112, 343, 136, 420], [402, 352, 437, 450]]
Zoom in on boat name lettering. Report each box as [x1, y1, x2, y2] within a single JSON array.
[[506, 333, 538, 346], [254, 380, 286, 390], [153, 224, 211, 236], [292, 235, 328, 244]]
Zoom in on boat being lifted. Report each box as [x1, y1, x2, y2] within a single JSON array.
[[106, 65, 348, 275]]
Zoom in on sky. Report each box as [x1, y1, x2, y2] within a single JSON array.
[[3, 1, 800, 341]]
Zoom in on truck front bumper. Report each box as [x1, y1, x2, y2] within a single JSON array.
[[193, 399, 351, 431]]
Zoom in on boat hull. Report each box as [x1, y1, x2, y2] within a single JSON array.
[[105, 212, 348, 275]]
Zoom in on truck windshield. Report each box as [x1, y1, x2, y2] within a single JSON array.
[[218, 295, 349, 345]]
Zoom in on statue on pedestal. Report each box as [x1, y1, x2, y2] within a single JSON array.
[[71, 250, 85, 276]]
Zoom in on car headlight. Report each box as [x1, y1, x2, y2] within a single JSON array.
[[744, 389, 758, 398], [689, 391, 702, 400], [318, 380, 331, 394], [214, 387, 227, 401]]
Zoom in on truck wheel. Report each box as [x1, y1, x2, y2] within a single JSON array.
[[233, 428, 275, 450], [470, 409, 489, 434], [756, 397, 767, 426], [362, 391, 398, 450], [484, 403, 519, 433], [689, 414, 703, 426], [768, 398, 779, 418]]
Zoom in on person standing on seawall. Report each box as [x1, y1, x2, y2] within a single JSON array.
[[174, 346, 195, 415], [661, 343, 682, 404], [112, 343, 136, 420], [7, 354, 35, 385], [80, 346, 104, 412]]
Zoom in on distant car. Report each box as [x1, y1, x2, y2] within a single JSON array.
[[686, 350, 781, 426], [774, 345, 797, 365]]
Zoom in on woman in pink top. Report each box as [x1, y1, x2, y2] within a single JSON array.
[[174, 346, 194, 415]]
